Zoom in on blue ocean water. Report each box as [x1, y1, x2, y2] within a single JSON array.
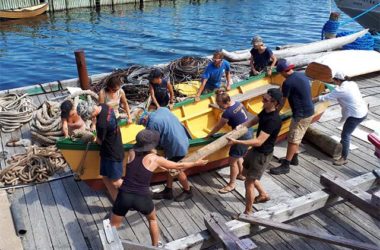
[[0, 0, 362, 90]]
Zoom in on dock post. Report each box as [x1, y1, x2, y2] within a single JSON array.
[[74, 49, 90, 90]]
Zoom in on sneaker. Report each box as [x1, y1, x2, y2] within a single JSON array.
[[279, 154, 299, 166], [270, 162, 290, 175], [333, 157, 348, 166], [152, 187, 173, 200], [174, 187, 193, 202]]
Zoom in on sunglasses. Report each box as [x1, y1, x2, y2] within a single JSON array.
[[212, 58, 222, 62]]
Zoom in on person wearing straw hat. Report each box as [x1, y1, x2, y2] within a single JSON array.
[[136, 107, 194, 202], [250, 36, 277, 76], [313, 71, 367, 166], [110, 129, 207, 247], [77, 102, 124, 202]]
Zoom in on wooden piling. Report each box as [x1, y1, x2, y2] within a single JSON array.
[[74, 49, 90, 90]]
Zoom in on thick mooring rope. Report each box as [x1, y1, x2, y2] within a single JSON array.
[[31, 101, 63, 146], [0, 93, 36, 133], [0, 145, 68, 186]]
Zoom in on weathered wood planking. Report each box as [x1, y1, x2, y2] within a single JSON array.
[[204, 213, 257, 250], [216, 167, 294, 211], [320, 174, 380, 220], [239, 216, 380, 250], [164, 172, 378, 249]]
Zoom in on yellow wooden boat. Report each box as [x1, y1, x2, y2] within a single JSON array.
[[0, 3, 48, 19], [57, 73, 329, 189]]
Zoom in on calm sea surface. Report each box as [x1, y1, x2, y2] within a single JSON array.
[[0, 0, 362, 90]]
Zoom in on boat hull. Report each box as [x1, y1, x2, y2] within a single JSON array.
[[334, 0, 380, 32], [57, 73, 329, 189], [0, 3, 48, 19]]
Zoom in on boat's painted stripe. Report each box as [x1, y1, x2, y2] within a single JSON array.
[[56, 111, 293, 151]]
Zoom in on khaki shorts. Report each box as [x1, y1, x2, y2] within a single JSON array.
[[287, 116, 313, 144], [243, 149, 273, 180]]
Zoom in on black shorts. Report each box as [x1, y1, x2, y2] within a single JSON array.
[[112, 191, 154, 216]]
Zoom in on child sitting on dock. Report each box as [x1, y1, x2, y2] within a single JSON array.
[[60, 100, 87, 138], [98, 76, 132, 123], [110, 129, 207, 247], [250, 36, 277, 76], [148, 68, 175, 109]]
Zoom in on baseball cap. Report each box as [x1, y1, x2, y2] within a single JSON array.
[[276, 59, 295, 73], [133, 129, 160, 152], [333, 71, 346, 81]]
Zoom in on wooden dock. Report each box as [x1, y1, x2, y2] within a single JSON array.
[[0, 72, 379, 249]]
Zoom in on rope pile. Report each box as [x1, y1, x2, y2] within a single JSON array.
[[168, 56, 210, 83], [337, 32, 375, 50], [0, 145, 68, 186], [0, 93, 36, 133], [31, 101, 62, 146]]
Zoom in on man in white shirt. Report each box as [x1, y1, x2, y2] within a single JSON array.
[[313, 71, 368, 165]]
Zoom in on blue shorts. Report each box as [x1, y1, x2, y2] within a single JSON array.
[[229, 128, 253, 158], [100, 158, 123, 180]]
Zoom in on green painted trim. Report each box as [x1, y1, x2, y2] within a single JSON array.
[[172, 72, 271, 109], [56, 110, 293, 151]]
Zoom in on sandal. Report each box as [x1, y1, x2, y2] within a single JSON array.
[[218, 185, 235, 194], [236, 175, 246, 181], [254, 195, 270, 203]]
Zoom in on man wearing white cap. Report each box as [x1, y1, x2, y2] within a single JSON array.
[[313, 71, 368, 165]]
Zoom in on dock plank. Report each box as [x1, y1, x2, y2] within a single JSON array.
[[49, 180, 89, 249]]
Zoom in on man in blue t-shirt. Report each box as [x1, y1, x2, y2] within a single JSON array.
[[195, 51, 232, 101], [270, 59, 314, 175], [137, 107, 193, 202]]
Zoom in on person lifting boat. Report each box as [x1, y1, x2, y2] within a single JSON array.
[[195, 51, 232, 101], [77, 102, 124, 202], [136, 107, 194, 202], [98, 76, 132, 123], [206, 88, 253, 194], [227, 88, 283, 214], [148, 68, 175, 110], [110, 129, 207, 247], [270, 59, 314, 175], [249, 36, 277, 76], [313, 71, 368, 166]]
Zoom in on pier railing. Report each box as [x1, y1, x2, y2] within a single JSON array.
[[0, 0, 152, 11]]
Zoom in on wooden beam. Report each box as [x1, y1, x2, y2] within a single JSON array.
[[204, 213, 256, 250], [320, 174, 380, 220], [169, 126, 248, 177], [371, 190, 380, 208], [120, 240, 161, 250], [238, 216, 380, 250], [164, 171, 378, 250]]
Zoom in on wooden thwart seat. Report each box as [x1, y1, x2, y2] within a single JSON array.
[[209, 84, 277, 110]]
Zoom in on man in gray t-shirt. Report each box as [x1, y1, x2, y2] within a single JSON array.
[[137, 107, 193, 202]]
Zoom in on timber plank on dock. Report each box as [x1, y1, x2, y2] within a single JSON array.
[[0, 73, 379, 250]]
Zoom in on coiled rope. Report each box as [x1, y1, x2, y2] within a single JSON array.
[[0, 145, 68, 187], [337, 32, 375, 50], [0, 93, 36, 133], [31, 101, 62, 146], [168, 56, 210, 83]]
